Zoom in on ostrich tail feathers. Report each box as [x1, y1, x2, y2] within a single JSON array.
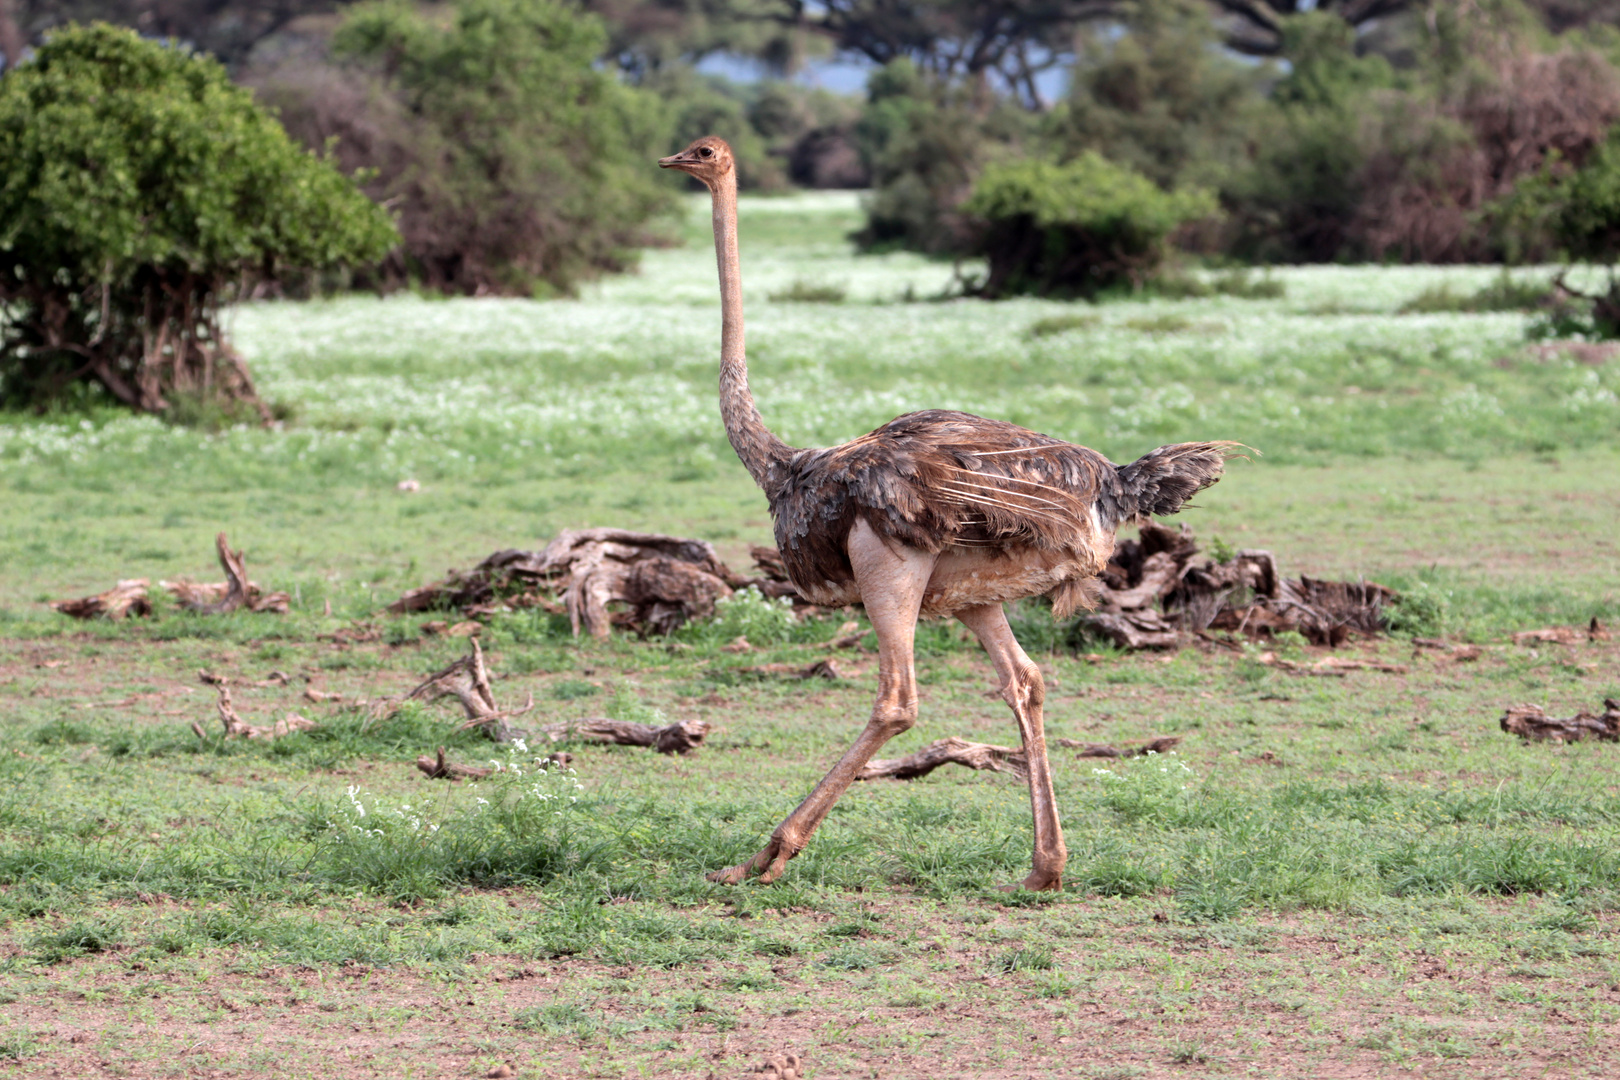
[[1118, 441, 1249, 519]]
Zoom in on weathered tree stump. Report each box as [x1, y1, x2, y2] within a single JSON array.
[[50, 579, 152, 620]]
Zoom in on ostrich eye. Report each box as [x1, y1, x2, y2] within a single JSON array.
[[699, 147, 713, 158]]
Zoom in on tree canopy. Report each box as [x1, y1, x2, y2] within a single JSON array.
[[0, 22, 397, 412]]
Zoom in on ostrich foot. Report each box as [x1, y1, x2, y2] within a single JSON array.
[[1000, 869, 1063, 893], [707, 837, 796, 885]]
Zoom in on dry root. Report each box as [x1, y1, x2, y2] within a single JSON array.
[[386, 638, 531, 743], [1513, 619, 1611, 646], [50, 579, 152, 620], [1054, 735, 1184, 758], [538, 717, 711, 755], [1501, 700, 1620, 744], [163, 532, 289, 614], [857, 737, 1029, 781], [192, 685, 316, 741], [1081, 521, 1396, 650], [386, 530, 833, 639]]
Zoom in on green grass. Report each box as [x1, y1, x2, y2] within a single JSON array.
[[2, 192, 1619, 1077]]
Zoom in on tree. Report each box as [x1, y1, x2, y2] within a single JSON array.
[[1210, 0, 1414, 56], [6, 0, 338, 69], [255, 0, 673, 296], [1048, 0, 1267, 191], [777, 0, 1119, 106], [0, 23, 397, 413]]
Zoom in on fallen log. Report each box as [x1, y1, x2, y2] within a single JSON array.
[[163, 533, 290, 614], [388, 529, 750, 639], [1080, 610, 1181, 650], [192, 685, 317, 741], [537, 717, 711, 755], [1500, 700, 1620, 743], [1256, 653, 1407, 676], [856, 737, 1028, 782], [1513, 620, 1610, 646], [50, 579, 152, 620], [1053, 735, 1183, 758], [416, 746, 494, 781], [739, 659, 843, 680]]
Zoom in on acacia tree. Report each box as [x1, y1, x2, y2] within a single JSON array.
[[0, 23, 397, 414], [1209, 0, 1413, 55], [4, 0, 340, 69]]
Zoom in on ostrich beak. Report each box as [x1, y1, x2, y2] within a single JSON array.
[[658, 153, 690, 170]]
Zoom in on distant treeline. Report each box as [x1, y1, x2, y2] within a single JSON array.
[[6, 0, 1620, 294]]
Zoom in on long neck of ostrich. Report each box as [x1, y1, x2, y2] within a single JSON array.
[[712, 170, 792, 494]]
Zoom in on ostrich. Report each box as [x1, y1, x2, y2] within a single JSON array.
[[659, 136, 1234, 891]]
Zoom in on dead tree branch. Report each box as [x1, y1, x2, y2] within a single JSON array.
[[50, 579, 152, 620], [192, 685, 317, 741], [537, 717, 711, 755], [856, 737, 1029, 781], [1501, 700, 1620, 743]]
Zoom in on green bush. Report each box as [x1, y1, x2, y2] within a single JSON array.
[[962, 153, 1217, 297], [853, 59, 1033, 255], [0, 23, 397, 414], [1503, 128, 1620, 336], [257, 0, 673, 297]]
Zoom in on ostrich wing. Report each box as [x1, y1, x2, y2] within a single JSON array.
[[771, 410, 1125, 590]]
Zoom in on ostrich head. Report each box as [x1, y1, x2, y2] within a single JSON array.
[[658, 136, 735, 187]]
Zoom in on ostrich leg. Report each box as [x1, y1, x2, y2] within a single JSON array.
[[709, 521, 935, 885], [957, 603, 1067, 891]]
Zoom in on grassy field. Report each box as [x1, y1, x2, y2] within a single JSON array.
[[2, 194, 1619, 1078]]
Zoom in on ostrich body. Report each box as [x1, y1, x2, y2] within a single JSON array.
[[660, 136, 1232, 891]]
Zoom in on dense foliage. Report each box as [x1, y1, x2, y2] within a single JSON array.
[[0, 23, 396, 414], [964, 154, 1217, 296], [256, 0, 672, 296]]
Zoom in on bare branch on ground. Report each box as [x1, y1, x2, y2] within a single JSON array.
[[1500, 700, 1620, 743]]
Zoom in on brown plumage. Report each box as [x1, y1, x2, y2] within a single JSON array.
[[659, 136, 1238, 893], [770, 409, 1232, 616]]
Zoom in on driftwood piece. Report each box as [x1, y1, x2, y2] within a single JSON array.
[[1080, 610, 1181, 650], [389, 529, 750, 639], [1512, 622, 1610, 646], [739, 659, 844, 680], [856, 737, 1029, 781], [1501, 700, 1620, 743], [1054, 735, 1183, 758], [396, 638, 530, 743], [191, 685, 317, 741], [50, 579, 152, 620], [163, 533, 290, 614], [1257, 652, 1407, 676], [538, 717, 711, 755], [1084, 520, 1394, 651], [415, 746, 495, 781]]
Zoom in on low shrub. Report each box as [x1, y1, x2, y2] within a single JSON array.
[[962, 154, 1217, 298]]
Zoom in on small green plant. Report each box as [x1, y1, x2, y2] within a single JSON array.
[[708, 587, 797, 646], [1091, 752, 1197, 825], [32, 920, 123, 964], [0, 1032, 35, 1061], [1026, 313, 1100, 338], [1398, 273, 1551, 314], [994, 944, 1056, 972], [513, 1001, 596, 1035], [550, 679, 601, 700], [1385, 581, 1449, 637], [769, 280, 848, 303]]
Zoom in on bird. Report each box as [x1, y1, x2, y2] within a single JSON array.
[[659, 136, 1236, 892]]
